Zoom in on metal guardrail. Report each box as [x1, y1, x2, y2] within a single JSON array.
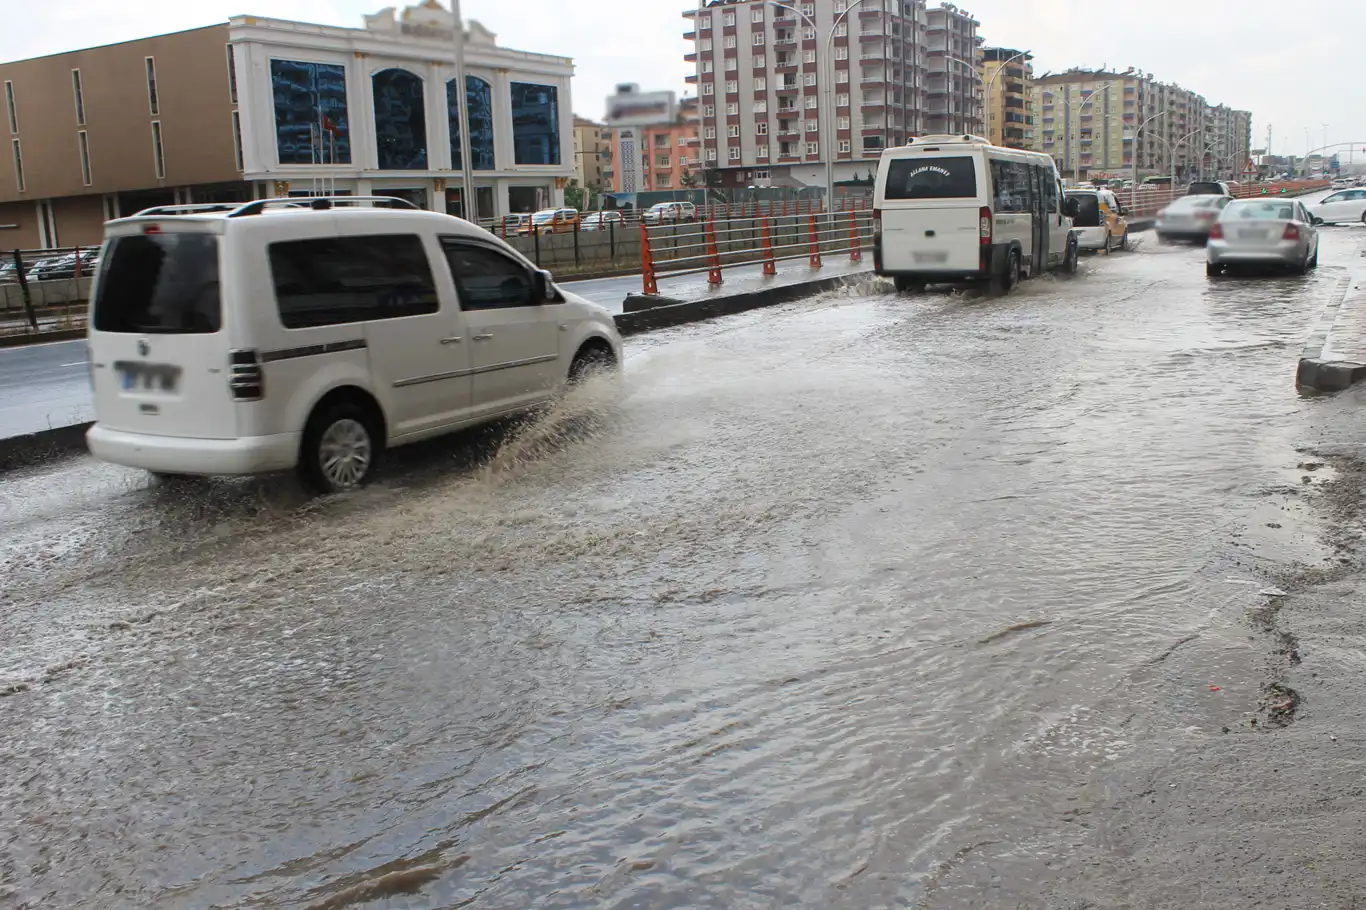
[[638, 209, 873, 295]]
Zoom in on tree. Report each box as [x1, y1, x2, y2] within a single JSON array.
[[679, 169, 698, 188], [564, 179, 586, 210]]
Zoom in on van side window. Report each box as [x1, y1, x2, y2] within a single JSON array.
[[1043, 175, 1059, 214], [990, 159, 1031, 213], [268, 235, 439, 329], [440, 239, 535, 310]]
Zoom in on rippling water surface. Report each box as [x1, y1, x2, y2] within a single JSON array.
[[1, 225, 1359, 907]]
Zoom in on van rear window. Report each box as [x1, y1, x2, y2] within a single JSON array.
[[1067, 194, 1103, 227], [93, 233, 221, 334], [883, 157, 977, 200]]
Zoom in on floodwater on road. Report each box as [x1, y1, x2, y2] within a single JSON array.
[[2, 224, 1363, 908]]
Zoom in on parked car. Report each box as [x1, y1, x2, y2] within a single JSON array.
[[84, 196, 623, 494], [581, 211, 624, 231], [1331, 178, 1353, 189], [28, 251, 101, 281], [495, 213, 531, 235], [642, 202, 697, 225], [1064, 187, 1130, 253], [523, 207, 581, 235], [1187, 180, 1231, 196], [1206, 198, 1319, 276], [0, 260, 19, 284], [1307, 188, 1366, 225], [1155, 195, 1233, 243]]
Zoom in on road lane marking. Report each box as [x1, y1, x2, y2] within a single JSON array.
[[61, 361, 89, 367]]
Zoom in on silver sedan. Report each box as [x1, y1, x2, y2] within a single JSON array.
[[1205, 199, 1320, 276]]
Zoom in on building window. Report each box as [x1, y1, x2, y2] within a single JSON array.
[[231, 110, 243, 171], [448, 75, 495, 171], [726, 102, 739, 115], [700, 37, 712, 51], [837, 115, 850, 129], [11, 138, 23, 192], [4, 81, 16, 134], [757, 144, 769, 159], [723, 11, 735, 25], [71, 70, 85, 126], [725, 34, 737, 48], [839, 138, 851, 153], [805, 95, 818, 109], [510, 82, 561, 165], [699, 15, 711, 29], [703, 104, 715, 117], [151, 120, 165, 179], [804, 49, 816, 64], [702, 60, 713, 74], [801, 2, 815, 14], [837, 70, 850, 84], [753, 32, 766, 45], [702, 82, 715, 95], [226, 44, 239, 104], [834, 23, 848, 37], [757, 122, 768, 135], [729, 146, 741, 161], [728, 124, 739, 138], [657, 174, 672, 187], [835, 0, 847, 9], [755, 76, 767, 91], [807, 119, 818, 132], [726, 57, 738, 71], [754, 99, 767, 113], [752, 6, 765, 21], [805, 73, 817, 86], [754, 55, 766, 68], [704, 126, 716, 139], [726, 80, 739, 94], [806, 141, 818, 155], [804, 27, 816, 41], [270, 60, 351, 164], [372, 68, 428, 170], [837, 93, 849, 107], [706, 147, 718, 160], [77, 129, 91, 185], [145, 56, 159, 116], [836, 47, 849, 60]]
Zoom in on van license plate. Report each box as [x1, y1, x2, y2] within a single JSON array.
[[914, 252, 948, 263], [115, 361, 181, 392]]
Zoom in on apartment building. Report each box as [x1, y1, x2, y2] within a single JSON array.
[[604, 85, 700, 193], [682, 0, 983, 192], [923, 4, 982, 136], [981, 47, 1032, 149], [0, 1, 574, 250], [1203, 104, 1252, 179], [573, 117, 612, 191]]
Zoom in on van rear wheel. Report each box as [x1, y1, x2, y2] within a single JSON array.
[[893, 276, 926, 293], [300, 401, 380, 494], [991, 249, 1020, 296]]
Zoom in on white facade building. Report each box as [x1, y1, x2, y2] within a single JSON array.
[[230, 1, 574, 219]]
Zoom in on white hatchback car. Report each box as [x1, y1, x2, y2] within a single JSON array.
[[86, 196, 623, 493], [1308, 188, 1366, 225]]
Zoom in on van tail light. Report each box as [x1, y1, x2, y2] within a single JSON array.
[[1282, 223, 1301, 241], [979, 206, 992, 245], [872, 209, 883, 272], [1208, 223, 1224, 239], [229, 349, 264, 401]]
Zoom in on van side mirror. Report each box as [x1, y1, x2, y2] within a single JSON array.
[[532, 268, 555, 303]]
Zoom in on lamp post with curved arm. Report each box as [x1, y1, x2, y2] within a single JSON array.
[[1167, 125, 1204, 185], [1064, 80, 1118, 182], [944, 55, 983, 137], [1128, 109, 1167, 191]]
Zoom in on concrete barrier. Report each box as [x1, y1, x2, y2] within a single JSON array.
[[0, 276, 91, 313], [0, 422, 93, 473]]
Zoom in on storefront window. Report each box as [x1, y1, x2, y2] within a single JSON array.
[[448, 75, 495, 170], [510, 82, 560, 165], [372, 69, 427, 170]]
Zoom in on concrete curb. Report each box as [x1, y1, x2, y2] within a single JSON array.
[[1297, 276, 1366, 394], [614, 269, 874, 337], [0, 327, 84, 348], [0, 422, 93, 473]]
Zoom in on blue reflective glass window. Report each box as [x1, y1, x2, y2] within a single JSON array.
[[372, 69, 427, 170], [270, 60, 350, 165], [510, 82, 560, 165], [449, 76, 495, 171]]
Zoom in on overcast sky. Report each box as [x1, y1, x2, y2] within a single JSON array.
[[3, 0, 1362, 160]]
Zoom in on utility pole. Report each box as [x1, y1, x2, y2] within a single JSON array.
[[451, 0, 476, 220]]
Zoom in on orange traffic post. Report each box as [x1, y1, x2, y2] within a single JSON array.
[[808, 213, 823, 268], [706, 219, 724, 286], [848, 213, 862, 262], [640, 221, 659, 295], [760, 217, 777, 276]]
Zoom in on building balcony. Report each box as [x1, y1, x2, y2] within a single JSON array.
[[684, 53, 697, 62], [775, 84, 800, 94], [684, 30, 696, 40], [860, 30, 886, 39], [685, 74, 698, 83]]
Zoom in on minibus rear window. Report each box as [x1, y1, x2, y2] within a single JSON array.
[[884, 157, 977, 200], [93, 233, 221, 334]]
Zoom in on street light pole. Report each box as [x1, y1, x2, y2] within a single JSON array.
[[983, 49, 1030, 146], [1065, 80, 1117, 183], [451, 0, 475, 219], [1169, 126, 1202, 185], [944, 55, 982, 137], [1129, 109, 1167, 191]]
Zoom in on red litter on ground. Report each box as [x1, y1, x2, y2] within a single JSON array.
[[1208, 686, 1222, 692]]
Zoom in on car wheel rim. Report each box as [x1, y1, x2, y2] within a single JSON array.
[[319, 418, 371, 489]]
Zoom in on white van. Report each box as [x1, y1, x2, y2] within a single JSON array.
[[85, 196, 623, 493], [873, 135, 1080, 293]]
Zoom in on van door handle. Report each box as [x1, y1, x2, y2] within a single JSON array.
[[472, 333, 494, 341], [440, 336, 462, 345]]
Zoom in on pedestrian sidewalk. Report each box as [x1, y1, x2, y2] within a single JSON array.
[[1298, 272, 1366, 392]]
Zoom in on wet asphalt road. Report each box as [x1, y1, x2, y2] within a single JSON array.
[[3, 219, 1365, 908]]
